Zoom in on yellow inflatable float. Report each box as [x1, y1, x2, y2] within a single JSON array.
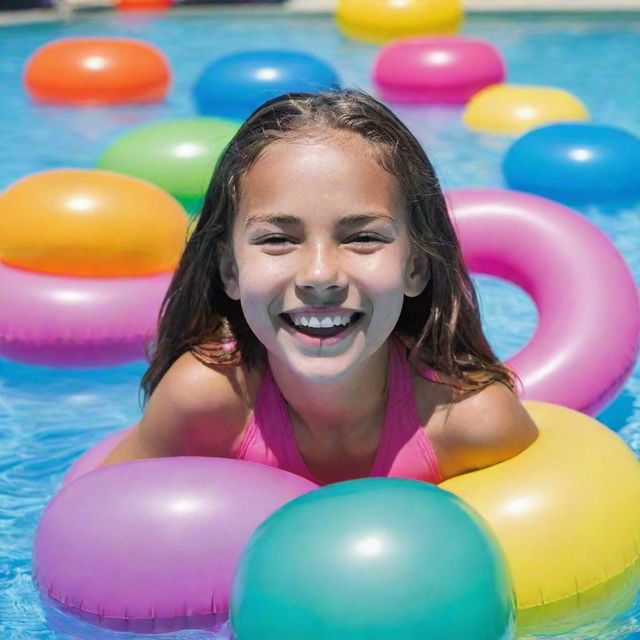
[[0, 169, 188, 277], [441, 401, 640, 636], [336, 0, 463, 44], [463, 84, 589, 135]]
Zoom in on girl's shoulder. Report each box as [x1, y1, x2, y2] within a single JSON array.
[[408, 360, 460, 434], [410, 362, 539, 480], [179, 348, 266, 411], [140, 351, 265, 457]]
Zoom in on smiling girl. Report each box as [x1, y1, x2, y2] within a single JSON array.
[[101, 89, 538, 484]]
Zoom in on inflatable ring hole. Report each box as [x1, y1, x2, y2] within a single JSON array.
[[597, 387, 637, 434], [472, 274, 538, 362]]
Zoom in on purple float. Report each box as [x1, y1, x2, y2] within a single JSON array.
[[0, 262, 171, 367], [32, 457, 317, 633], [373, 36, 505, 104], [447, 188, 639, 415], [61, 427, 135, 486]]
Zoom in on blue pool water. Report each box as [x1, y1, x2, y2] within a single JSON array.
[[1, 7, 639, 639]]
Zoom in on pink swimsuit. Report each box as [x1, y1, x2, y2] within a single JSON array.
[[231, 334, 443, 485]]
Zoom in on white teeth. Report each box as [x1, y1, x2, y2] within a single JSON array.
[[287, 312, 356, 328]]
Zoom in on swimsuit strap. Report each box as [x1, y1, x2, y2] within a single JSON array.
[[369, 335, 443, 482], [232, 363, 299, 471]]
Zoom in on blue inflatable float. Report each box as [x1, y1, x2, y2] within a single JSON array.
[[193, 50, 341, 119], [503, 123, 640, 205]]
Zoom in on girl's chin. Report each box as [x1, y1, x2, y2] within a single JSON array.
[[273, 330, 384, 383]]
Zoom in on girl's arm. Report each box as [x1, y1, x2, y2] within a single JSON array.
[[100, 352, 249, 466], [434, 382, 540, 481]]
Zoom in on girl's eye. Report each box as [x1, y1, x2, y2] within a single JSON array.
[[257, 236, 295, 245], [347, 234, 383, 245]]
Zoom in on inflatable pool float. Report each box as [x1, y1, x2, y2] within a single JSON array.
[[32, 402, 640, 636], [0, 263, 172, 367], [463, 84, 589, 135], [448, 188, 639, 415], [24, 37, 171, 106], [503, 123, 640, 205], [337, 0, 463, 44], [373, 36, 505, 104]]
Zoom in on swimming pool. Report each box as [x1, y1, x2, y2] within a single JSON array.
[[1, 6, 639, 639]]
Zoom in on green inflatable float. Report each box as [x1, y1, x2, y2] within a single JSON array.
[[230, 478, 515, 640], [98, 117, 241, 216]]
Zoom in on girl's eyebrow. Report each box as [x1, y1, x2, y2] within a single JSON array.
[[244, 213, 395, 230]]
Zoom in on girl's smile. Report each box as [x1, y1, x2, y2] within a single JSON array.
[[219, 130, 429, 387], [278, 305, 364, 348]]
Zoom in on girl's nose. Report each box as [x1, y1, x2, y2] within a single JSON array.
[[294, 243, 348, 294]]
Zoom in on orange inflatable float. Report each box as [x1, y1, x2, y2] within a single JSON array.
[[23, 37, 171, 106], [0, 169, 188, 277], [117, 0, 173, 9]]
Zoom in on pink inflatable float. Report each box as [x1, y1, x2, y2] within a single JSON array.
[[373, 36, 505, 104], [33, 457, 317, 633], [448, 189, 639, 415], [62, 427, 136, 486], [0, 262, 171, 367]]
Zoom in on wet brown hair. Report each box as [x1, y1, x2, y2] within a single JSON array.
[[140, 89, 521, 404]]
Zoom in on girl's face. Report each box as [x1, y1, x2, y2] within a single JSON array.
[[220, 131, 429, 383]]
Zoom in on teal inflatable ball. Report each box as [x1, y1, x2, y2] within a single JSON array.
[[98, 117, 241, 216], [193, 50, 341, 119], [503, 123, 640, 206], [230, 478, 515, 640]]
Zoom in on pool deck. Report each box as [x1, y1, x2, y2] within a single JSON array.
[[1, 0, 639, 25]]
